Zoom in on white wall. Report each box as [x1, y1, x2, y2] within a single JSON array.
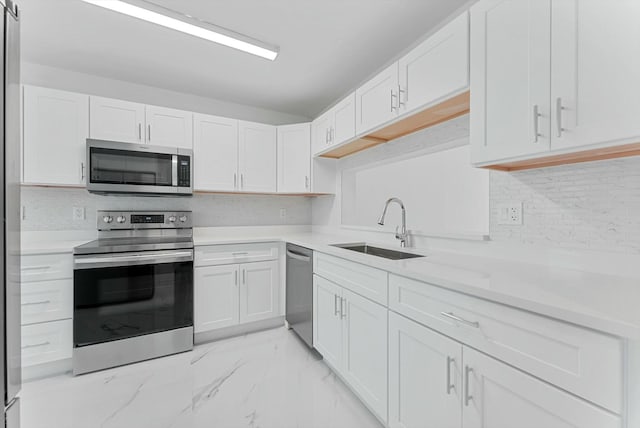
[[21, 62, 310, 125], [20, 187, 312, 231]]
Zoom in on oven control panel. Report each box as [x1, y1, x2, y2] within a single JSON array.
[[97, 211, 192, 230]]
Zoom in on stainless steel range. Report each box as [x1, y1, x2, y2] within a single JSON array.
[[72, 211, 194, 375]]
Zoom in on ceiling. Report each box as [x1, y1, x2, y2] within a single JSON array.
[[19, 0, 469, 118]]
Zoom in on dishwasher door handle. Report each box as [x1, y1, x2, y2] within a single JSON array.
[[286, 250, 311, 262]]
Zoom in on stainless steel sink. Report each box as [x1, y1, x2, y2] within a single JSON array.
[[331, 243, 424, 260]]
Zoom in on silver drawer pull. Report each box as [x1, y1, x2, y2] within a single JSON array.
[[464, 366, 473, 406], [22, 341, 50, 350], [232, 252, 249, 256], [22, 300, 51, 306], [21, 265, 51, 271], [440, 312, 479, 329]]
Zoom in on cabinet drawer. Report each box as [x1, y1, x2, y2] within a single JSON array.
[[21, 253, 73, 282], [314, 253, 388, 305], [195, 243, 279, 267], [21, 279, 73, 325], [21, 319, 73, 367], [389, 274, 623, 413]]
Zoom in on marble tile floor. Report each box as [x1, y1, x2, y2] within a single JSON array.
[[20, 327, 384, 428]]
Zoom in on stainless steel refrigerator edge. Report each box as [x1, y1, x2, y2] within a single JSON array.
[[1, 0, 20, 426], [285, 244, 313, 348]]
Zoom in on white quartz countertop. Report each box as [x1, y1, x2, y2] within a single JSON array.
[[196, 230, 640, 340]]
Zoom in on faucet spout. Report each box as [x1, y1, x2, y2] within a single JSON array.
[[377, 197, 408, 247]]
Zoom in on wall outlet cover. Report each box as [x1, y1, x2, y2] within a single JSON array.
[[72, 206, 85, 221], [497, 202, 522, 226]]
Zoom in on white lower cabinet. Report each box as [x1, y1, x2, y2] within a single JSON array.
[[21, 319, 73, 367], [194, 244, 280, 334], [463, 347, 621, 428], [389, 312, 462, 428], [194, 264, 240, 332], [312, 274, 388, 423]]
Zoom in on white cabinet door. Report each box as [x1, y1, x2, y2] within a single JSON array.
[[331, 92, 356, 146], [89, 96, 145, 144], [145, 105, 193, 149], [551, 0, 640, 151], [311, 111, 333, 156], [399, 12, 469, 114], [23, 86, 89, 186], [194, 265, 240, 332], [238, 121, 277, 192], [193, 113, 238, 191], [312, 275, 343, 370], [462, 347, 621, 428], [355, 62, 399, 135], [389, 312, 462, 428], [341, 288, 388, 422], [277, 123, 310, 193], [239, 260, 279, 324], [470, 0, 551, 164]]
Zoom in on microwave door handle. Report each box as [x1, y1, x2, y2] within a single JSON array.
[[172, 155, 178, 187]]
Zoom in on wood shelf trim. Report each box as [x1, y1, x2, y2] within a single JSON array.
[[319, 90, 470, 159], [479, 141, 640, 172]]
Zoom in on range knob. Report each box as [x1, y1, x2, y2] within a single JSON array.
[[168, 216, 177, 223], [116, 215, 127, 224], [179, 215, 188, 223], [102, 216, 113, 224]]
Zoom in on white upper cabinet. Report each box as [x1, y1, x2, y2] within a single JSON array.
[[355, 62, 400, 135], [311, 110, 333, 156], [238, 121, 277, 193], [193, 113, 239, 192], [89, 96, 145, 144], [23, 86, 89, 186], [550, 0, 640, 151], [277, 123, 311, 193], [145, 105, 193, 149], [330, 92, 356, 148], [399, 12, 469, 114], [470, 0, 551, 164], [462, 347, 621, 428]]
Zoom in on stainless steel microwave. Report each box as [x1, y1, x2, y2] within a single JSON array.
[[86, 139, 193, 196]]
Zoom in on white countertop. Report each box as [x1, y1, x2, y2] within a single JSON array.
[[196, 229, 640, 340], [20, 227, 640, 339]]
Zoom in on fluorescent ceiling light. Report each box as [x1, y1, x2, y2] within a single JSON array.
[[81, 0, 279, 61]]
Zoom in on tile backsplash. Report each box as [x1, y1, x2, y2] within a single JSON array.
[[490, 157, 640, 254], [20, 187, 312, 231]]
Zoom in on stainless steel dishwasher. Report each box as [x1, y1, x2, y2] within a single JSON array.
[[286, 244, 313, 348]]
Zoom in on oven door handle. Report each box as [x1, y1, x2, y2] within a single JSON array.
[[74, 250, 193, 269]]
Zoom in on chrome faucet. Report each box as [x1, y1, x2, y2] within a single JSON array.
[[377, 197, 408, 247]]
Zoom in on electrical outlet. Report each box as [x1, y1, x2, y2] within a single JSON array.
[[72, 206, 85, 221], [280, 208, 286, 219], [497, 202, 523, 225]]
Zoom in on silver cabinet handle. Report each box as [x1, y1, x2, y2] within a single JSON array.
[[446, 356, 455, 395], [533, 105, 541, 143], [242, 269, 246, 284], [334, 294, 340, 316], [240, 174, 244, 189], [556, 97, 566, 137], [235, 270, 238, 286], [22, 341, 50, 350], [341, 298, 347, 319], [232, 252, 249, 256], [148, 124, 151, 141], [21, 265, 51, 271], [398, 85, 406, 109], [464, 366, 473, 406], [80, 162, 85, 181], [234, 173, 237, 189], [305, 176, 309, 190], [138, 123, 142, 141], [440, 312, 479, 329], [390, 89, 397, 112], [22, 300, 51, 306]]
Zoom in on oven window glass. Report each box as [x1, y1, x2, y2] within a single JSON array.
[[74, 261, 193, 347], [90, 147, 173, 186]]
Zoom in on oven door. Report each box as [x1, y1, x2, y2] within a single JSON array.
[[73, 249, 194, 348], [86, 139, 192, 195]]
